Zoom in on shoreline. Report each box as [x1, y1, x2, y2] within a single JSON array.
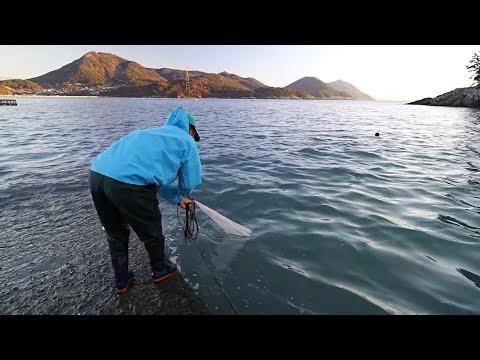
[[104, 272, 211, 315]]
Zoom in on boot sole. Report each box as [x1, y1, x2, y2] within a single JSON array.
[[152, 270, 176, 284], [116, 277, 135, 295]]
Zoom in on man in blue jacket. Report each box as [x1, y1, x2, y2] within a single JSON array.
[[89, 107, 202, 294]]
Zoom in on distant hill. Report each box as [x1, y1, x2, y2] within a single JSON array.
[[154, 69, 267, 98], [155, 69, 267, 91], [218, 71, 267, 90], [286, 77, 348, 99], [327, 80, 374, 100], [287, 76, 374, 100], [29, 52, 168, 88]]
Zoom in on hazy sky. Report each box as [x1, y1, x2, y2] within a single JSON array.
[[1, 45, 478, 101]]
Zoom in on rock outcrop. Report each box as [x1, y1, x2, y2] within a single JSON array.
[[409, 86, 480, 108]]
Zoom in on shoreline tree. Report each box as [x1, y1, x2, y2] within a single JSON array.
[[467, 51, 480, 87]]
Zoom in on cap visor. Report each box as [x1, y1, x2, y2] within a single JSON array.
[[193, 128, 200, 142]]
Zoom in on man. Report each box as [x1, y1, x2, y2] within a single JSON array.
[[89, 106, 202, 294]]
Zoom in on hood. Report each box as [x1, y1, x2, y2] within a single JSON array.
[[165, 107, 189, 133]]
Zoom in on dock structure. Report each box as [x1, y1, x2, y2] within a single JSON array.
[[0, 99, 17, 106]]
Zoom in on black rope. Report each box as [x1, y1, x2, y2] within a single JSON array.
[[176, 201, 238, 314], [177, 201, 199, 242]]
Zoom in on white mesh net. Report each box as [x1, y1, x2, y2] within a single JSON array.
[[195, 200, 252, 237]]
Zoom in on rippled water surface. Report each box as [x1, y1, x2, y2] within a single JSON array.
[[1, 97, 479, 314]]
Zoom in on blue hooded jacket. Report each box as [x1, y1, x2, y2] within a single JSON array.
[[91, 107, 202, 205]]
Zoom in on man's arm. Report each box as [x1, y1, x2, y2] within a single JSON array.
[[178, 142, 202, 198], [157, 142, 201, 206]]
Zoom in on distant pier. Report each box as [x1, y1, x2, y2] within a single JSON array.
[[0, 99, 17, 106]]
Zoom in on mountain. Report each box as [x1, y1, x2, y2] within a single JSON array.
[[1, 52, 371, 100], [286, 77, 349, 99], [24, 52, 281, 98], [286, 76, 374, 100], [29, 51, 168, 88], [327, 80, 374, 100]]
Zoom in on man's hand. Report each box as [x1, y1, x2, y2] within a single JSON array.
[[178, 197, 194, 210]]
